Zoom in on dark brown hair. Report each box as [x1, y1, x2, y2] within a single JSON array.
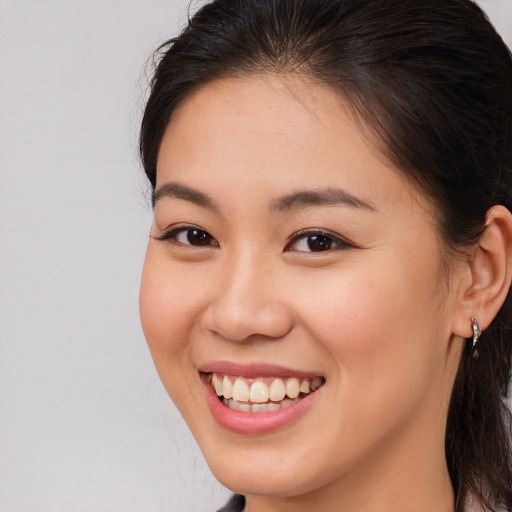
[[139, 1, 512, 509]]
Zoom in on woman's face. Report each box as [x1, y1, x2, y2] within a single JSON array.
[[140, 76, 463, 499]]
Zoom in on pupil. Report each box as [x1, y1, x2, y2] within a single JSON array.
[[188, 229, 210, 246], [307, 235, 332, 251]]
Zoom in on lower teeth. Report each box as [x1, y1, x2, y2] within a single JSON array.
[[222, 396, 302, 413]]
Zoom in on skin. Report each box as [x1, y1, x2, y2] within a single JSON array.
[[140, 75, 471, 512]]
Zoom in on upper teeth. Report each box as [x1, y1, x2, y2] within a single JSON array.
[[211, 373, 322, 403]]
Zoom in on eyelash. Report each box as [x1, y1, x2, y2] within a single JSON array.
[[285, 229, 353, 252], [154, 224, 219, 247], [154, 225, 354, 253]]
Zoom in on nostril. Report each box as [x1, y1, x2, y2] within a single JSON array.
[[200, 299, 294, 343]]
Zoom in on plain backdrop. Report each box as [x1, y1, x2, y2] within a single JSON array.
[[0, 1, 511, 511]]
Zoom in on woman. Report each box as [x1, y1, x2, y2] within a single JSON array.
[[138, 0, 512, 511]]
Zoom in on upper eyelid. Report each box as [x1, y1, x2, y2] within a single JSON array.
[[154, 224, 216, 242], [156, 222, 207, 234], [290, 228, 339, 238], [288, 228, 348, 244]]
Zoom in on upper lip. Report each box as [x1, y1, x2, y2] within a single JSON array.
[[197, 361, 324, 379]]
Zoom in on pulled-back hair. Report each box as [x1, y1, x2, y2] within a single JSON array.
[[139, 1, 512, 510]]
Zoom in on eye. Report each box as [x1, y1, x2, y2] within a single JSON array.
[[155, 225, 219, 247], [286, 230, 350, 253]]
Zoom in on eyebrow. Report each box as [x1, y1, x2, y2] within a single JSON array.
[[153, 182, 376, 214], [153, 182, 220, 211], [270, 187, 377, 212]]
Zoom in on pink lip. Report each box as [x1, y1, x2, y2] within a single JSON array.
[[198, 361, 323, 379], [199, 367, 324, 436]]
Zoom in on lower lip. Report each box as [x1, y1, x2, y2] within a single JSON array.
[[201, 374, 321, 435]]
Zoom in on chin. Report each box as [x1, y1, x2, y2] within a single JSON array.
[[198, 434, 338, 499], [209, 461, 317, 498]]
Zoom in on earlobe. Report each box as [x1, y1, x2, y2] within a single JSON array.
[[453, 205, 512, 338]]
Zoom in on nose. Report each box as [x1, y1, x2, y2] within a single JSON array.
[[200, 253, 294, 342]]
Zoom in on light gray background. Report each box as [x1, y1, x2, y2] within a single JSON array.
[[0, 1, 511, 511]]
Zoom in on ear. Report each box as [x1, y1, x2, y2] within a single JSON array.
[[452, 205, 512, 338]]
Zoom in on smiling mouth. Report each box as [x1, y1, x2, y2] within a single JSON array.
[[208, 372, 325, 413]]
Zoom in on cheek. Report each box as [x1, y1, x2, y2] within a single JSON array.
[[293, 256, 445, 397], [139, 250, 210, 416], [139, 249, 202, 361]]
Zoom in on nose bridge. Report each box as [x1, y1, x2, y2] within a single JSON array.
[[202, 246, 293, 342]]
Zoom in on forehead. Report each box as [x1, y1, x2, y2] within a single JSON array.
[[163, 74, 356, 151], [156, 74, 432, 219]]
